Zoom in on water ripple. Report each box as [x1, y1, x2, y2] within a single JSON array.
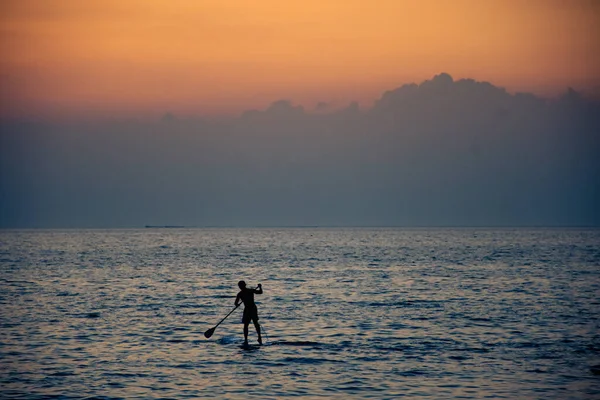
[[1, 228, 599, 398]]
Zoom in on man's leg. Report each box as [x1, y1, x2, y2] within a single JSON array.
[[253, 320, 262, 344], [243, 322, 249, 344]]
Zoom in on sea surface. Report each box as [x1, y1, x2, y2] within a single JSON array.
[[1, 228, 599, 399]]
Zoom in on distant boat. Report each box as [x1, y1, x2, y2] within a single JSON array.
[[144, 225, 186, 228]]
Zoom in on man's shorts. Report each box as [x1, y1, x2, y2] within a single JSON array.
[[242, 304, 259, 324]]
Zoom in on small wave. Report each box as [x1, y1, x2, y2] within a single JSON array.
[[281, 356, 343, 365], [513, 341, 545, 349], [102, 372, 141, 378], [395, 369, 428, 376], [448, 355, 469, 360], [375, 346, 409, 352], [467, 316, 491, 322], [458, 347, 490, 353], [173, 363, 195, 369], [74, 312, 101, 319], [216, 336, 238, 345], [48, 371, 75, 377], [272, 340, 323, 347], [56, 291, 79, 297], [526, 368, 548, 374]]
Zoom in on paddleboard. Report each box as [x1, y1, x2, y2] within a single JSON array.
[[240, 343, 262, 350]]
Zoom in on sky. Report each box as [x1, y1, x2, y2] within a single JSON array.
[[1, 0, 599, 119], [0, 1, 599, 228]]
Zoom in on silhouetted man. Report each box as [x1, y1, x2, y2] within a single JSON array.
[[234, 280, 263, 345]]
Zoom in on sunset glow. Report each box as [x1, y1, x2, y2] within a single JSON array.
[[1, 0, 598, 118]]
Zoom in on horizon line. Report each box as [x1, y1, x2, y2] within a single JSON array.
[[2, 225, 599, 230]]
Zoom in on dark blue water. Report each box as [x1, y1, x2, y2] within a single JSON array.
[[1, 228, 599, 398]]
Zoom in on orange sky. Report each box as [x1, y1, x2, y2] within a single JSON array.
[[1, 0, 598, 119]]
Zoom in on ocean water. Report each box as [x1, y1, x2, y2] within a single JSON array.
[[1, 228, 599, 399]]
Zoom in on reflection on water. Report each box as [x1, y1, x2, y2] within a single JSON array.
[[1, 228, 599, 398]]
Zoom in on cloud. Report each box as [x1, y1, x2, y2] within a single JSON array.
[[1, 74, 598, 227], [315, 102, 329, 112]]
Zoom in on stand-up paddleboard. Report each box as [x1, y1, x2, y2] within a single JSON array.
[[240, 342, 263, 350]]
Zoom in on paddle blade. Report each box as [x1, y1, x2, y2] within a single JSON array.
[[204, 327, 215, 339]]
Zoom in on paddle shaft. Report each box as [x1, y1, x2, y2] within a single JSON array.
[[212, 304, 239, 330]]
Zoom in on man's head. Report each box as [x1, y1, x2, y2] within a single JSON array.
[[238, 280, 246, 290]]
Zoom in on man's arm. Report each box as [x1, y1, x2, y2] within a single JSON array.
[[234, 292, 241, 307], [254, 283, 263, 294]]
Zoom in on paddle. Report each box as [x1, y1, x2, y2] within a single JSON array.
[[204, 304, 240, 339]]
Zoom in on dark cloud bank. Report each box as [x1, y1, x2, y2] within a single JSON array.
[[1, 73, 599, 228]]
